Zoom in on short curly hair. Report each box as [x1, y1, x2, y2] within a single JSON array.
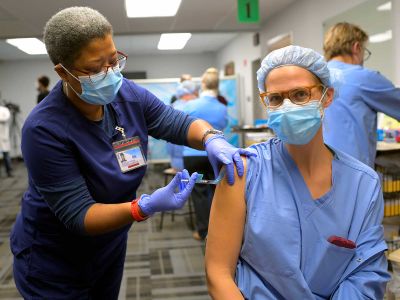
[[43, 6, 113, 67], [323, 22, 368, 61]]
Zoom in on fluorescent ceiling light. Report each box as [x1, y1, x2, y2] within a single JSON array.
[[6, 38, 47, 55], [158, 33, 192, 50], [125, 0, 182, 18], [377, 1, 391, 11], [369, 30, 392, 43]]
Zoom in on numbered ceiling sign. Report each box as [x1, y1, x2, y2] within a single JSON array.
[[237, 0, 260, 23]]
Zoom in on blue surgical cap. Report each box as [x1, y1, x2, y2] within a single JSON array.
[[176, 80, 198, 99], [257, 45, 331, 92]]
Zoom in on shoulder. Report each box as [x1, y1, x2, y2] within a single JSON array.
[[200, 96, 227, 110], [330, 145, 380, 182], [117, 78, 149, 103], [117, 79, 169, 114], [360, 68, 394, 89], [180, 98, 198, 112], [247, 138, 279, 157], [23, 83, 76, 142], [23, 108, 70, 145], [244, 138, 279, 177], [339, 64, 392, 88]]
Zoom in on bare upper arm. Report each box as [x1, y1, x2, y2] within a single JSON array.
[[205, 157, 247, 277]]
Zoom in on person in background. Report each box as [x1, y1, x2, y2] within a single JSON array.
[[37, 75, 50, 104], [170, 73, 192, 105], [0, 104, 12, 177], [205, 45, 389, 299], [323, 22, 400, 168], [11, 7, 252, 299], [182, 68, 228, 241], [203, 67, 228, 106], [167, 80, 199, 171], [173, 79, 199, 110]]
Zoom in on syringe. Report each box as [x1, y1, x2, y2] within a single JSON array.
[[181, 167, 226, 185]]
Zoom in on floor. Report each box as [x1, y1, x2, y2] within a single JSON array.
[[0, 161, 210, 300]]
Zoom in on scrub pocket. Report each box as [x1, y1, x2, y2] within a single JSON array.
[[305, 238, 355, 297]]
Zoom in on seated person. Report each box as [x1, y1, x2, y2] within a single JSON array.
[[205, 45, 390, 300]]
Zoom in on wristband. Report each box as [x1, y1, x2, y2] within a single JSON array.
[[131, 198, 149, 222], [201, 129, 224, 146]]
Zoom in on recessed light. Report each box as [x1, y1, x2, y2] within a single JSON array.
[[369, 30, 392, 43], [377, 2, 391, 11], [125, 0, 182, 18], [157, 33, 192, 50], [6, 38, 47, 55]]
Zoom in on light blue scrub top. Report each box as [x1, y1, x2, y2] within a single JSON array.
[[236, 138, 389, 299], [323, 60, 400, 167], [181, 95, 228, 156]]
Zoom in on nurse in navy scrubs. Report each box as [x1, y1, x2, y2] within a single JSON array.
[[10, 6, 252, 299]]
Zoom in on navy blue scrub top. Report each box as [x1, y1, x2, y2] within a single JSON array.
[[11, 79, 195, 271]]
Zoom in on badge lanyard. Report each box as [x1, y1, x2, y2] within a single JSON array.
[[112, 126, 147, 173]]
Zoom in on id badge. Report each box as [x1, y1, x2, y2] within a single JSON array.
[[112, 136, 147, 173]]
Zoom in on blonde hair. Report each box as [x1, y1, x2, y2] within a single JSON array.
[[202, 67, 219, 91], [180, 73, 192, 82], [323, 22, 368, 61]]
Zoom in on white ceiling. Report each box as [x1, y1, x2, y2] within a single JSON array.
[[0, 0, 296, 60]]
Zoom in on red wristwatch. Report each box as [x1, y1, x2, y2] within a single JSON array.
[[131, 198, 149, 222]]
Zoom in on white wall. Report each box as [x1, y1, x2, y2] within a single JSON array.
[[0, 59, 58, 156], [215, 0, 400, 125], [216, 33, 261, 125], [0, 53, 216, 123], [0, 59, 58, 122], [124, 53, 216, 79], [0, 53, 216, 156], [393, 0, 400, 85], [258, 0, 400, 84], [259, 0, 368, 56]]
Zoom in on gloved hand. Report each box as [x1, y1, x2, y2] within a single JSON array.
[[205, 135, 257, 185], [138, 169, 198, 216]]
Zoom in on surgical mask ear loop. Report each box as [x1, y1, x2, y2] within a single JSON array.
[[61, 64, 82, 98], [66, 81, 82, 99], [60, 64, 80, 82]]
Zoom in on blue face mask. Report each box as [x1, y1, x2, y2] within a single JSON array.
[[62, 65, 123, 105], [267, 91, 326, 145]]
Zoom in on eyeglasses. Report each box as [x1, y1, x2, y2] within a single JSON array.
[[71, 51, 128, 83], [260, 84, 325, 109], [364, 48, 371, 61]]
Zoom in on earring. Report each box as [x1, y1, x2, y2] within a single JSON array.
[[64, 81, 69, 97]]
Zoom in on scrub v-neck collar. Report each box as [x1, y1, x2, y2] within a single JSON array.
[[279, 141, 337, 218]]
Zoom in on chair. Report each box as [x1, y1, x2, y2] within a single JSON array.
[[159, 167, 195, 231]]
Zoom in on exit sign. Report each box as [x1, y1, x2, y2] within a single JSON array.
[[237, 0, 259, 23]]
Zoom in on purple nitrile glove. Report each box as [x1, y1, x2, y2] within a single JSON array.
[[205, 135, 257, 185], [138, 169, 197, 216]]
